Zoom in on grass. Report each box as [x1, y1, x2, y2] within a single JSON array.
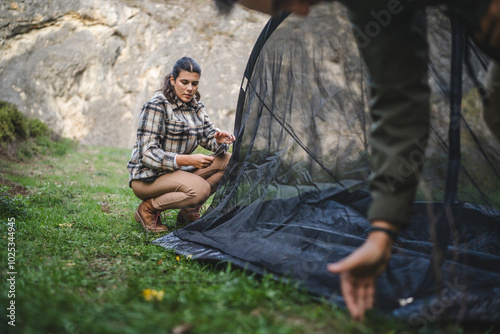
[[0, 143, 496, 334]]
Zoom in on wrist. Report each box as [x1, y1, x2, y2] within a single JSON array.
[[367, 220, 399, 246], [371, 220, 399, 232], [175, 154, 189, 167]]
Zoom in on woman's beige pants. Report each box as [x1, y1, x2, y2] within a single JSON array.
[[131, 153, 231, 211]]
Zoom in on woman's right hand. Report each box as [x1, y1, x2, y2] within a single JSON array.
[[177, 154, 214, 169]]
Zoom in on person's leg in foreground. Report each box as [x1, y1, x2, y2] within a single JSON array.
[[328, 0, 500, 321], [326, 6, 431, 320]]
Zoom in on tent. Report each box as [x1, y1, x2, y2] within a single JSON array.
[[154, 3, 500, 323]]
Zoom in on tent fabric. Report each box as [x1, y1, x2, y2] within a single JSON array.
[[153, 3, 500, 322]]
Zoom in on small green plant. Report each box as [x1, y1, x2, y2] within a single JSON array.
[[0, 101, 29, 142], [28, 117, 50, 138], [0, 100, 50, 142], [0, 186, 30, 220], [0, 100, 75, 160]]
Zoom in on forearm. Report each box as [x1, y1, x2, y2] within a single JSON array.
[[175, 154, 193, 167], [142, 147, 177, 172]]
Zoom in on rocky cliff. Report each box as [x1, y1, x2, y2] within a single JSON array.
[[0, 0, 268, 147], [1, 1, 491, 149]]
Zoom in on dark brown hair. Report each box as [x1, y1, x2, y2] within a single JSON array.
[[214, 0, 238, 14], [160, 57, 202, 104]]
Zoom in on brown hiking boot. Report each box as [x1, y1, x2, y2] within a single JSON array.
[[134, 198, 168, 233], [176, 205, 202, 227]]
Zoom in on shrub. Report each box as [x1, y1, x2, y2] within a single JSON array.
[[0, 101, 29, 142], [0, 101, 51, 143], [28, 118, 50, 138], [0, 186, 30, 220], [0, 100, 75, 160]]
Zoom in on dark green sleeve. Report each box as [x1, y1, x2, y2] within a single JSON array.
[[348, 7, 431, 229]]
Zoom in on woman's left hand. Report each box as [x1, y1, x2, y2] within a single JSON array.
[[215, 131, 235, 145]]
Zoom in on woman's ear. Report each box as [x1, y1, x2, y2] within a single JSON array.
[[170, 75, 175, 85]]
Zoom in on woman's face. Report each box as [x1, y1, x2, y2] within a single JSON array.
[[171, 70, 200, 103]]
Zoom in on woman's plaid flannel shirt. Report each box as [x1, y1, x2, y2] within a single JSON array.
[[127, 92, 226, 185]]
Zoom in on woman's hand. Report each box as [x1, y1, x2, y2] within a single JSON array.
[[327, 221, 396, 321], [176, 154, 214, 169], [215, 131, 235, 145]]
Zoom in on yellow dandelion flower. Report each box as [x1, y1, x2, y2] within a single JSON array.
[[143, 289, 165, 302], [176, 256, 180, 261], [142, 289, 154, 301], [155, 290, 165, 301]]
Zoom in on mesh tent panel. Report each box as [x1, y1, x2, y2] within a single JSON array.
[[154, 3, 500, 322]]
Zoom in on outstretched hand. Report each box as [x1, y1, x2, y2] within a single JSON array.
[[215, 131, 235, 146], [327, 221, 396, 321]]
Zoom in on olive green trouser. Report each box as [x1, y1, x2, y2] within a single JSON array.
[[348, 7, 431, 228]]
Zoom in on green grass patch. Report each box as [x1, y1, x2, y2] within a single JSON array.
[[0, 143, 495, 334]]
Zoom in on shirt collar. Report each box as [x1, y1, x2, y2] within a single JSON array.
[[172, 96, 198, 109], [153, 91, 198, 109]]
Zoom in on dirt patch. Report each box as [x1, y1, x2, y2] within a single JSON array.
[[0, 177, 30, 196], [0, 142, 22, 163]]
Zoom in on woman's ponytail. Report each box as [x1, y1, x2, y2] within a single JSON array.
[[161, 73, 177, 104]]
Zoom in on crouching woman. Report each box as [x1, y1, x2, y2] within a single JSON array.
[[127, 57, 235, 232]]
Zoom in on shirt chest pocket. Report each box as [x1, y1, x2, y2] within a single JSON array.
[[165, 120, 190, 135], [163, 120, 197, 153]]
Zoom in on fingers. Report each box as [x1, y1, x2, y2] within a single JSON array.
[[327, 238, 388, 321], [337, 272, 374, 321], [328, 257, 366, 320], [337, 272, 375, 321], [364, 279, 375, 310], [358, 277, 375, 319], [195, 154, 214, 168], [340, 272, 360, 320], [203, 155, 214, 167], [215, 131, 236, 145]]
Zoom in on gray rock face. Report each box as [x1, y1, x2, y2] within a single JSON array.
[[2, 1, 489, 150], [0, 0, 268, 147]]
